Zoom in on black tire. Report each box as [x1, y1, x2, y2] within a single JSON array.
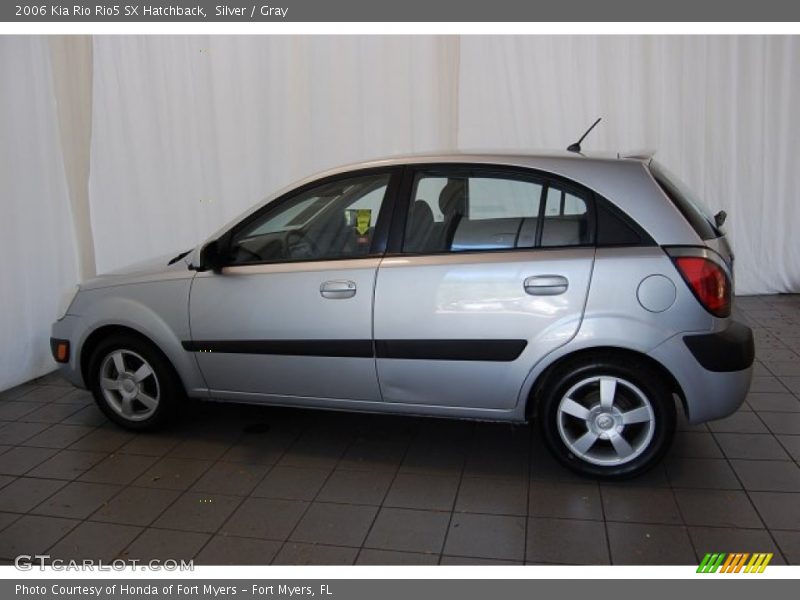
[[537, 356, 676, 479], [87, 333, 182, 431]]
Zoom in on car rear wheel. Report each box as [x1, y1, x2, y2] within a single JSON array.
[[88, 334, 181, 430], [537, 357, 676, 479]]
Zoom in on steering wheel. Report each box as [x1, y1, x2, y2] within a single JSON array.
[[285, 230, 319, 260]]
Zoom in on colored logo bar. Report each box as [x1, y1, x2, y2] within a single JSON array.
[[697, 552, 773, 573]]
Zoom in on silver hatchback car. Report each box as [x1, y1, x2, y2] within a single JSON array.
[[51, 152, 754, 478]]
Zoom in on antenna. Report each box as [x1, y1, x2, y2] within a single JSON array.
[[567, 117, 602, 154]]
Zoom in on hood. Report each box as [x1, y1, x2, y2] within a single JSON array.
[[79, 249, 196, 291]]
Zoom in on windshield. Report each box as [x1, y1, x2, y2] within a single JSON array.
[[650, 161, 720, 240]]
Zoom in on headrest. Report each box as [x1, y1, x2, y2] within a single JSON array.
[[411, 199, 434, 224], [438, 178, 467, 216]]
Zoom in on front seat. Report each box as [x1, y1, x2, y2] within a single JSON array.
[[406, 200, 435, 252]]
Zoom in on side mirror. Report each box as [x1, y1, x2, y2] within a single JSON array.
[[198, 241, 226, 273]]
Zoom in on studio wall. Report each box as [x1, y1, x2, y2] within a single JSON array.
[[0, 37, 81, 390]]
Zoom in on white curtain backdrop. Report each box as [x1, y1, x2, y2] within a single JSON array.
[[89, 36, 459, 273], [0, 37, 81, 390], [1, 34, 798, 391], [457, 36, 800, 295], [88, 36, 800, 293]]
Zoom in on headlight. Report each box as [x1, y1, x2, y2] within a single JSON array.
[[56, 285, 80, 321]]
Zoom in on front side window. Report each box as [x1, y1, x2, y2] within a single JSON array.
[[403, 171, 591, 253], [227, 173, 390, 264]]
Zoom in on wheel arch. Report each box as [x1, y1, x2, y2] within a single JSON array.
[[80, 324, 189, 396], [524, 346, 687, 421]]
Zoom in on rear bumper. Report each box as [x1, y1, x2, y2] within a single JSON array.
[[648, 320, 754, 424], [683, 321, 755, 372]]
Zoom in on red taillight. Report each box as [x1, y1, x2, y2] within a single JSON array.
[[674, 256, 731, 317]]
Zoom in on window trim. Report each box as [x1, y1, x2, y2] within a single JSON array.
[[217, 166, 403, 268]]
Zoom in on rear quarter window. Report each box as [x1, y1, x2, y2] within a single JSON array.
[[649, 161, 720, 240], [595, 198, 653, 247]]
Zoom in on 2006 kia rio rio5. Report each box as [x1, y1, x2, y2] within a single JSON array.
[[50, 152, 755, 478]]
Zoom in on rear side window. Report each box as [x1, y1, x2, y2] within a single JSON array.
[[402, 172, 592, 253], [650, 161, 719, 240], [403, 174, 543, 253]]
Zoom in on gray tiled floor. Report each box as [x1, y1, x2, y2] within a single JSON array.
[[0, 294, 799, 565]]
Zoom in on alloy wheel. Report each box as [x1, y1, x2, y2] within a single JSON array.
[[99, 349, 160, 421], [556, 375, 655, 466]]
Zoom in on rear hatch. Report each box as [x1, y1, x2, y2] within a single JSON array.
[[648, 161, 733, 271]]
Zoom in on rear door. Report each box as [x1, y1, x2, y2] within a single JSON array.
[[373, 165, 595, 412]]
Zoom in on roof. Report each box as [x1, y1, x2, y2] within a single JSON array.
[[325, 149, 656, 172]]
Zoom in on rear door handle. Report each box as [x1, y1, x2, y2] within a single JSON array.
[[524, 275, 569, 296], [320, 280, 356, 299]]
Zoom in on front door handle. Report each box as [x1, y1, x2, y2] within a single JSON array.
[[320, 280, 356, 299], [524, 275, 569, 296]]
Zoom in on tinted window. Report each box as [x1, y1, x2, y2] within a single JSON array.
[[595, 199, 652, 246], [403, 172, 594, 253], [228, 173, 390, 264], [469, 178, 542, 220], [650, 161, 719, 240], [403, 174, 543, 253]]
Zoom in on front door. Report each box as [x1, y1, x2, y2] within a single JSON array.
[[188, 169, 397, 404], [373, 166, 596, 413]]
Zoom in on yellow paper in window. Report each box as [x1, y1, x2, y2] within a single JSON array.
[[356, 209, 371, 235]]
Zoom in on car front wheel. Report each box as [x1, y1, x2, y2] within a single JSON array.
[[538, 357, 676, 479], [88, 334, 181, 430]]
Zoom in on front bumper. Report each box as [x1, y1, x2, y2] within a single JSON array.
[[50, 337, 70, 364], [50, 315, 86, 388], [648, 320, 754, 424]]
